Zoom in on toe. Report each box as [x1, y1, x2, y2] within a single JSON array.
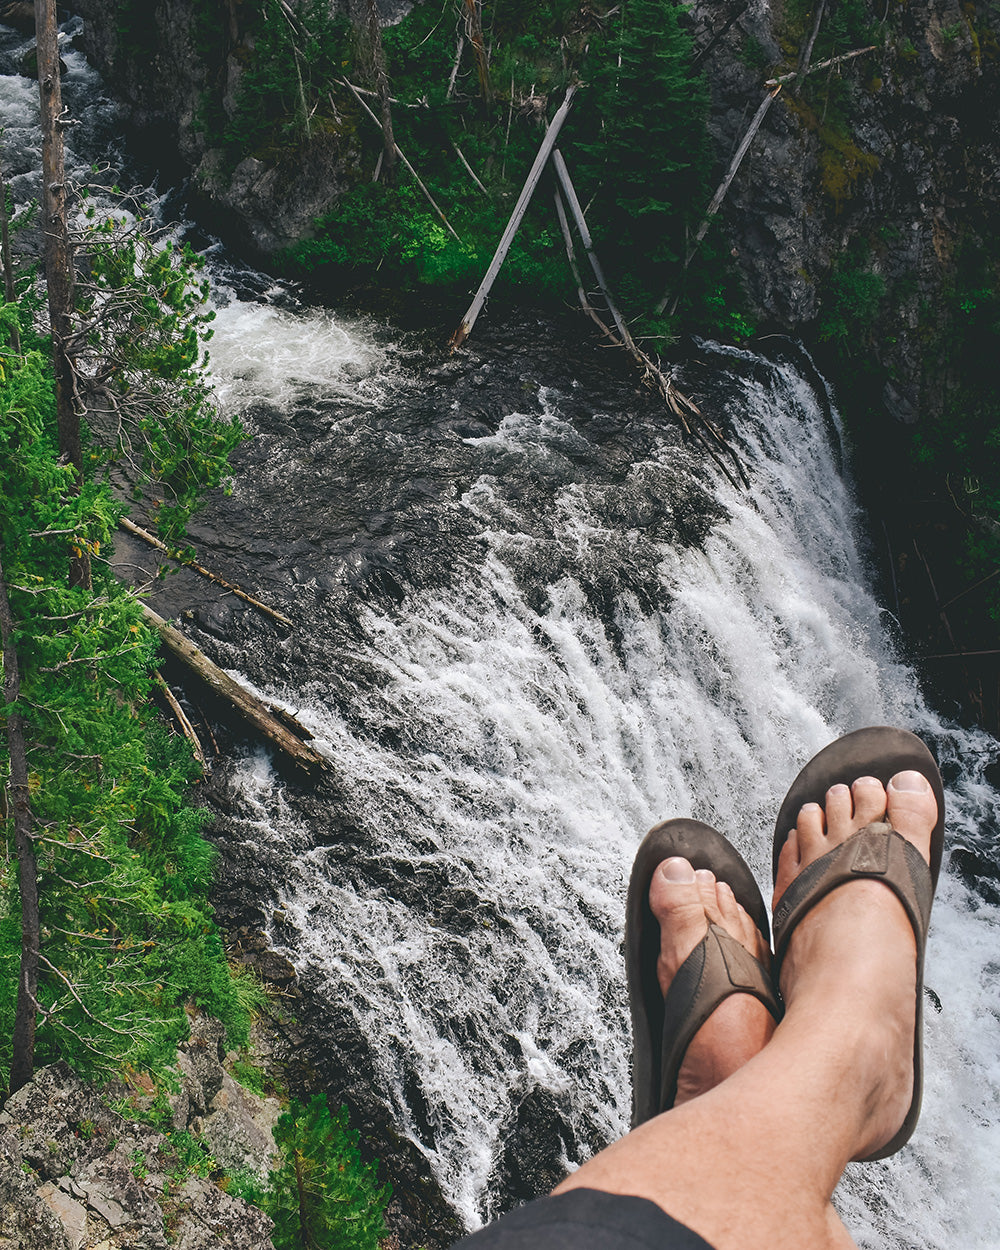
[[824, 783, 853, 837], [795, 800, 827, 859], [649, 858, 712, 998], [851, 775, 887, 826], [715, 878, 741, 927], [886, 771, 937, 862], [694, 868, 724, 925]]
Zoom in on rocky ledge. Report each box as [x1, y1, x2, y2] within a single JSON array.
[[0, 1016, 281, 1250]]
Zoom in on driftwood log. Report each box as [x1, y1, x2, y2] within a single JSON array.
[[140, 604, 324, 772]]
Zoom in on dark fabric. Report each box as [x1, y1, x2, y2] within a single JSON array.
[[452, 1188, 716, 1250]]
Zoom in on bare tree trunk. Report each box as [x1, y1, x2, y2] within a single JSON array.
[[34, 0, 89, 590], [795, 0, 827, 89], [764, 45, 878, 87], [363, 0, 397, 184], [461, 0, 492, 107], [0, 548, 40, 1096], [551, 148, 636, 350], [450, 84, 577, 348], [553, 154, 749, 490], [118, 517, 294, 627], [0, 152, 20, 355]]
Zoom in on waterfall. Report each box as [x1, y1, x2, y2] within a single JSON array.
[[3, 15, 999, 1246], [210, 328, 1000, 1246]]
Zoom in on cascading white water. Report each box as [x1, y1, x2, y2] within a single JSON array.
[[4, 17, 999, 1244], [210, 327, 1000, 1245]]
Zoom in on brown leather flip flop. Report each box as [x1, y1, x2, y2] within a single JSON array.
[[771, 725, 946, 1160], [626, 819, 782, 1128]]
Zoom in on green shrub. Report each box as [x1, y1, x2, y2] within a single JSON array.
[[263, 1095, 390, 1250], [818, 244, 886, 350]]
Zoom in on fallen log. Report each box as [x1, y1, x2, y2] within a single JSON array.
[[765, 45, 878, 87], [119, 517, 293, 628], [551, 149, 636, 350], [140, 604, 324, 772], [552, 152, 750, 490], [449, 83, 577, 349]]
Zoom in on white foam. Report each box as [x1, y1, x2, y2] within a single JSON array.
[[226, 354, 1000, 1241]]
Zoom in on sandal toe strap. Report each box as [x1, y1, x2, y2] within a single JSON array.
[[773, 822, 934, 975], [659, 925, 781, 1113]]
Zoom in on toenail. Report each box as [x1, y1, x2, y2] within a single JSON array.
[[853, 775, 881, 788], [829, 783, 850, 797], [889, 770, 930, 794], [801, 802, 822, 814], [660, 857, 696, 883]]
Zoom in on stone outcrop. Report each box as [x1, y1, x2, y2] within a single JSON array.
[[687, 0, 1000, 426], [0, 1033, 278, 1250], [173, 1015, 282, 1181], [71, 0, 364, 255]]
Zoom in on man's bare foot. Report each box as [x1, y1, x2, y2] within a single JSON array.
[[649, 857, 776, 1105], [772, 770, 937, 1158]]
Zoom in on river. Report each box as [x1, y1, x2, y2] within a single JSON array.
[[3, 15, 1000, 1247]]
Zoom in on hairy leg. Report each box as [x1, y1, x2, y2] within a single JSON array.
[[555, 771, 937, 1250]]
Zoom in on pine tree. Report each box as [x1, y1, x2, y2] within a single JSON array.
[[266, 1095, 391, 1250], [575, 0, 710, 303]]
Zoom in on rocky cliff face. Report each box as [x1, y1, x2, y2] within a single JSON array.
[[69, 0, 1000, 430], [72, 0, 364, 254], [690, 0, 1000, 428], [0, 1018, 280, 1250]]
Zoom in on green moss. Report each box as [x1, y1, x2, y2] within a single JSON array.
[[818, 125, 880, 209]]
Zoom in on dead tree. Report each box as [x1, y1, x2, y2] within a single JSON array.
[[1, 548, 40, 1095], [351, 0, 397, 184], [450, 84, 577, 348], [35, 0, 89, 589], [461, 0, 493, 107], [140, 606, 325, 772]]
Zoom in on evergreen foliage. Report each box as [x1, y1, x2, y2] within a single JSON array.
[[219, 0, 352, 155], [202, 0, 754, 339], [260, 1094, 391, 1250], [0, 178, 247, 1090], [74, 194, 243, 540], [572, 0, 710, 297], [0, 313, 250, 1086]]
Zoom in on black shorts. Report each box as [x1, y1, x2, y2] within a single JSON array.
[[452, 1188, 715, 1250]]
